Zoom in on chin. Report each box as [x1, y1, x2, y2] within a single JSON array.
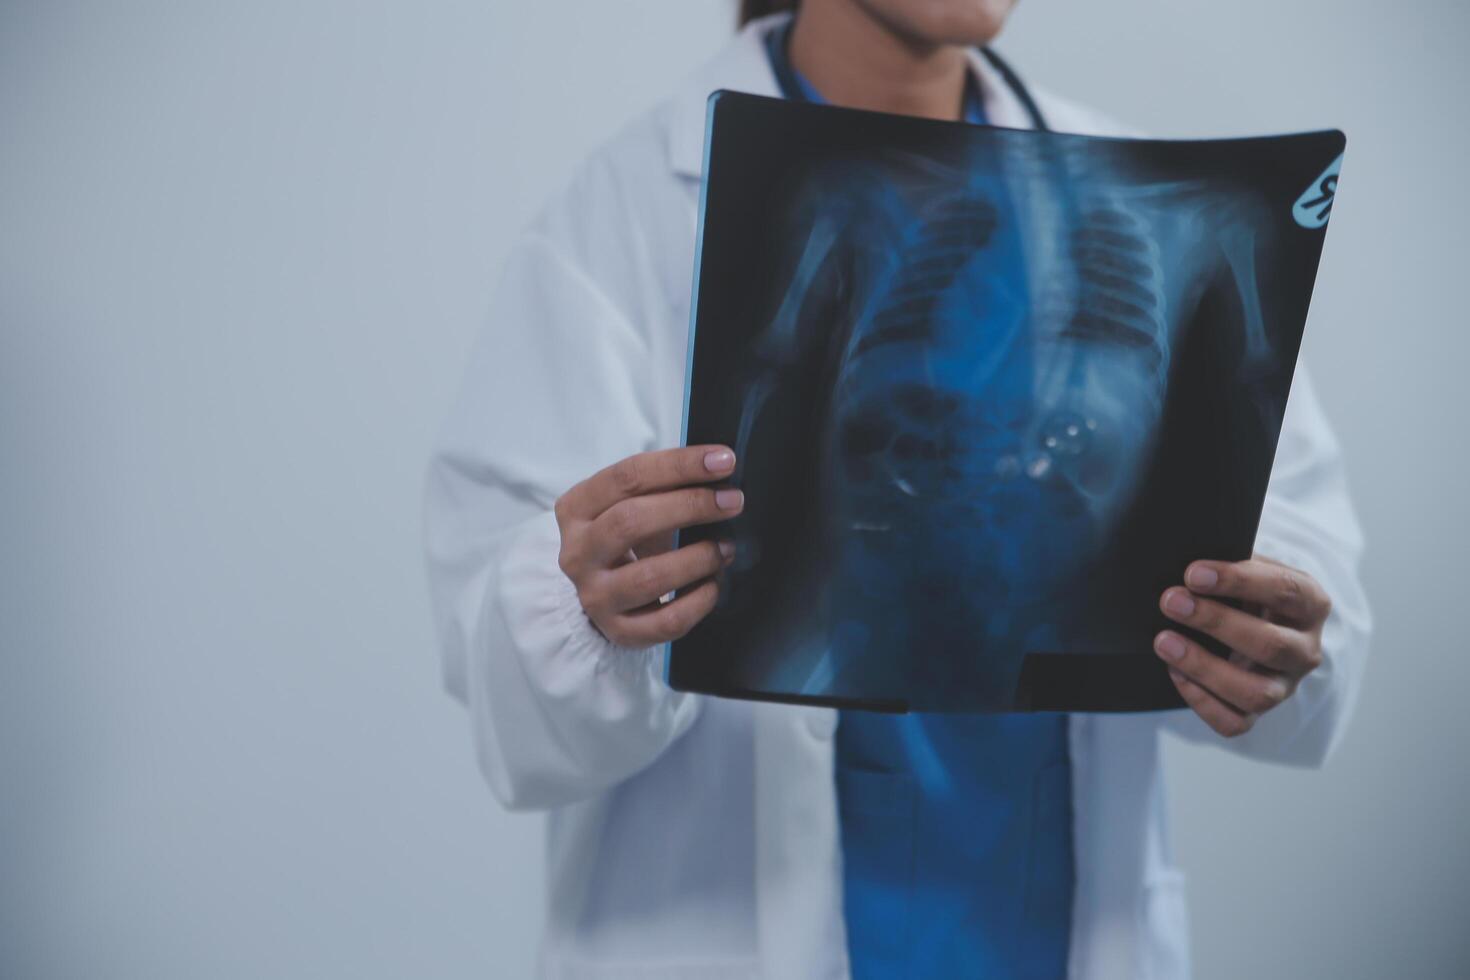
[[858, 0, 1020, 47]]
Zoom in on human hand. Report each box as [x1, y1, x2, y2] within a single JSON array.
[[554, 446, 742, 648], [1154, 556, 1332, 738]]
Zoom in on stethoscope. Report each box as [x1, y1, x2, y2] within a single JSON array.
[[764, 19, 1051, 133], [976, 47, 1050, 132]]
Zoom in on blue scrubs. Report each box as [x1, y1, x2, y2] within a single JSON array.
[[762, 25, 1076, 979]]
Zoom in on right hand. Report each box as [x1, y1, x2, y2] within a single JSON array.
[[554, 445, 743, 648]]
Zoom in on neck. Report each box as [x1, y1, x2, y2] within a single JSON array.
[[787, 0, 971, 121]]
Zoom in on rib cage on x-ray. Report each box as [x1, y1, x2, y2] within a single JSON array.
[[730, 138, 1277, 705]]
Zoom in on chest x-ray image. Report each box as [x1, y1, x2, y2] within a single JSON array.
[[672, 91, 1343, 713]]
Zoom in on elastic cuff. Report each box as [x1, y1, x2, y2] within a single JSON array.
[[496, 509, 666, 689]]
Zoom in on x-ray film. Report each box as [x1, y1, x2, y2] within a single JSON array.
[[670, 90, 1344, 713]]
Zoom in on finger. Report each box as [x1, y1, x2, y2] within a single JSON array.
[[558, 446, 736, 522], [607, 578, 721, 647], [1181, 558, 1331, 628], [1160, 587, 1320, 677], [1168, 668, 1255, 739], [588, 486, 744, 563], [598, 540, 733, 613], [1154, 630, 1291, 716], [632, 529, 677, 561]]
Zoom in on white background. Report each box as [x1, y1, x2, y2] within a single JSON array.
[[2, 1, 1466, 976]]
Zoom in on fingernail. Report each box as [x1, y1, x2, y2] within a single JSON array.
[[1266, 679, 1288, 702], [704, 449, 735, 473], [715, 488, 744, 510], [718, 540, 735, 561], [1164, 589, 1196, 618], [1186, 564, 1219, 590], [1156, 632, 1186, 662]]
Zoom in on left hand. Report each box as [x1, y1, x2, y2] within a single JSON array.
[[1154, 556, 1332, 738]]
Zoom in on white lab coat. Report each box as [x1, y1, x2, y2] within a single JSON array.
[[424, 14, 1371, 979]]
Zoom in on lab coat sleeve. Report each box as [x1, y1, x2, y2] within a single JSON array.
[[1163, 367, 1372, 766], [423, 229, 700, 812]]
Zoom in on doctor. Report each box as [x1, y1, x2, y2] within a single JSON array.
[[424, 1, 1371, 977]]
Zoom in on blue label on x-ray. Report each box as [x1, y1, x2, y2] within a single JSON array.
[[1293, 153, 1342, 229]]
